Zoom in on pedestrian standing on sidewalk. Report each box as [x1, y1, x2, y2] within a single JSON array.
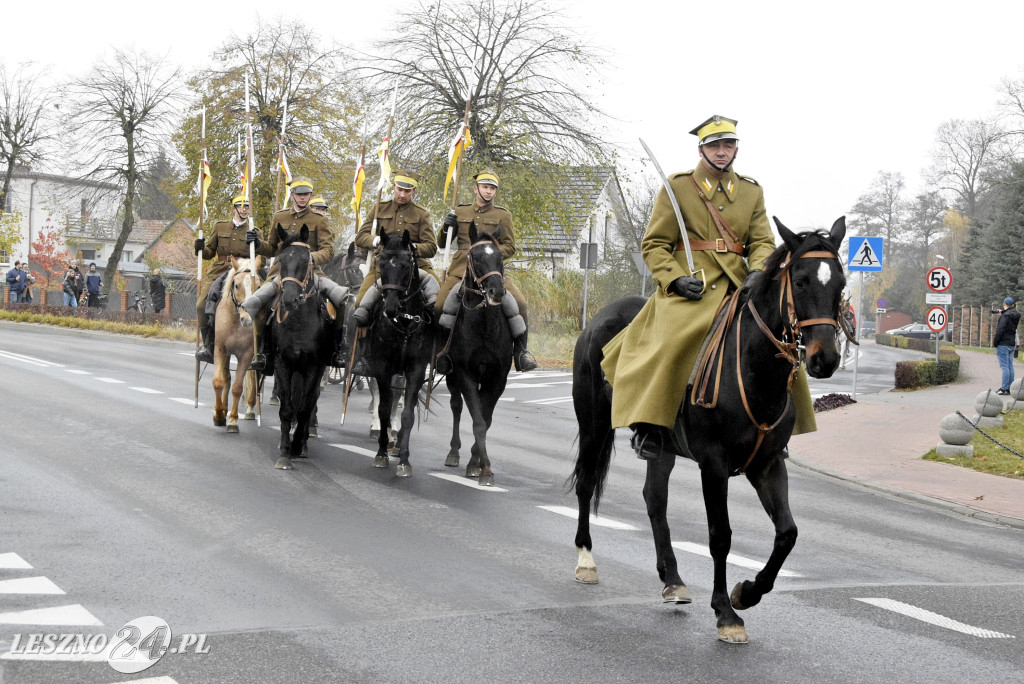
[[994, 297, 1020, 395]]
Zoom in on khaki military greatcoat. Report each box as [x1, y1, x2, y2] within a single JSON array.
[[601, 164, 814, 431], [257, 206, 333, 278], [197, 218, 251, 306]]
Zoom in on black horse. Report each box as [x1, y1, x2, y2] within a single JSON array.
[[570, 217, 846, 644], [271, 225, 333, 470], [441, 223, 514, 486], [323, 242, 368, 386], [361, 230, 434, 477]]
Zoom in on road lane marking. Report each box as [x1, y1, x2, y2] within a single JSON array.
[[94, 377, 125, 384], [329, 444, 377, 458], [429, 472, 507, 492], [435, 393, 514, 402], [671, 541, 803, 578], [169, 398, 206, 406], [64, 369, 91, 375], [130, 387, 163, 394], [524, 397, 573, 405], [0, 604, 103, 626], [538, 505, 640, 531], [0, 552, 32, 569], [0, 577, 65, 594], [854, 598, 1015, 639], [0, 350, 62, 367]]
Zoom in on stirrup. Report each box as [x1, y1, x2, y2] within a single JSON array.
[[434, 354, 453, 376], [630, 426, 665, 461], [195, 346, 213, 364], [329, 351, 347, 369], [250, 353, 267, 372], [514, 350, 538, 372]]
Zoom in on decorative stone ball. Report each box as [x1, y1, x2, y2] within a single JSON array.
[[1011, 378, 1024, 400], [975, 391, 1004, 417], [939, 413, 974, 446]]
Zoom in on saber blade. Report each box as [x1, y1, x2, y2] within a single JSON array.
[[639, 137, 696, 274]]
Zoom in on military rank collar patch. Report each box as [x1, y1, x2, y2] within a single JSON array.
[[698, 170, 740, 202]]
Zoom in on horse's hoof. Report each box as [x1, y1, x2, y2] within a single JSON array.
[[466, 466, 482, 478], [308, 426, 318, 438], [395, 463, 412, 478], [226, 424, 239, 434], [575, 566, 599, 584], [275, 457, 293, 470], [269, 396, 280, 406], [243, 411, 255, 420], [730, 582, 752, 610], [373, 453, 390, 468], [444, 453, 459, 467], [370, 429, 380, 439], [717, 625, 749, 644], [662, 584, 693, 604], [296, 443, 308, 458], [213, 416, 226, 427], [479, 473, 495, 487]]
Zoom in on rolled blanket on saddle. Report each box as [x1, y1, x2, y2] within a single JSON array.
[[438, 280, 526, 337], [240, 274, 349, 323], [353, 269, 440, 326]]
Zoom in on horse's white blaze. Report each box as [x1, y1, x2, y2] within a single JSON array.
[[483, 245, 496, 256], [576, 546, 596, 570], [816, 262, 832, 286]]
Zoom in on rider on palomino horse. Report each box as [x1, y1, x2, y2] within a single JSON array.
[[434, 169, 537, 373], [195, 195, 257, 364], [350, 169, 441, 373], [600, 115, 817, 459], [240, 178, 349, 371]]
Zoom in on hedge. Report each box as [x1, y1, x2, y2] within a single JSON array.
[[875, 332, 945, 354], [894, 352, 961, 389]]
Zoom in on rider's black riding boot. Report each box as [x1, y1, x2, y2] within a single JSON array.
[[195, 317, 214, 364], [251, 323, 274, 375], [434, 351, 452, 376], [330, 325, 347, 368], [630, 423, 670, 461], [512, 332, 538, 372]]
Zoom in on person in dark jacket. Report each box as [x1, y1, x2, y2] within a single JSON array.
[[85, 263, 103, 307], [62, 262, 81, 307], [6, 261, 28, 302], [994, 297, 1020, 395], [149, 269, 166, 314]]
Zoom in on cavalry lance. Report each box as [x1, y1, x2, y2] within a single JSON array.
[[244, 74, 262, 427], [194, 106, 209, 408]]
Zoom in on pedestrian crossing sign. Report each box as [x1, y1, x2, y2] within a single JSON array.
[[847, 237, 884, 272]]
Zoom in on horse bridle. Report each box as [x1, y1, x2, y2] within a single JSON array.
[[724, 248, 841, 474], [377, 248, 426, 333], [276, 242, 314, 323], [462, 237, 505, 309], [228, 268, 253, 314]]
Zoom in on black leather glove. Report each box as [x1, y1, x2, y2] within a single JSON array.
[[669, 275, 704, 301], [245, 229, 260, 248], [741, 269, 763, 292], [440, 211, 458, 243], [194, 237, 205, 253]]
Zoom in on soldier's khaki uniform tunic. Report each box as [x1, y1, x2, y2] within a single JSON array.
[[436, 202, 527, 318], [601, 165, 816, 433], [196, 218, 252, 314], [256, 206, 333, 278], [354, 199, 437, 303]]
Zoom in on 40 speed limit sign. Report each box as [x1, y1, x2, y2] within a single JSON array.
[[927, 306, 948, 332]]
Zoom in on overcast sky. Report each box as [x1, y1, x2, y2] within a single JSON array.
[[4, 0, 1024, 234]]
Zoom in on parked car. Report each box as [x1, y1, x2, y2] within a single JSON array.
[[885, 323, 951, 341]]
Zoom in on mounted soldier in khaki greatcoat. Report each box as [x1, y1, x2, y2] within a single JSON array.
[[601, 115, 816, 458]]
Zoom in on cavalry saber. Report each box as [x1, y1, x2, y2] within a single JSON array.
[[639, 137, 697, 276]]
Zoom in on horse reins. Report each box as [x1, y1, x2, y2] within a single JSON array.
[[276, 242, 314, 323], [693, 248, 840, 474], [462, 238, 505, 309]]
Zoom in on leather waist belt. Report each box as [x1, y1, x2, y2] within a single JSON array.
[[677, 239, 746, 256]]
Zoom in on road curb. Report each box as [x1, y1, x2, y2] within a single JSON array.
[[789, 455, 1024, 530]]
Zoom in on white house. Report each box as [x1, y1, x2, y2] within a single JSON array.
[[515, 166, 633, 276], [1, 167, 121, 268]]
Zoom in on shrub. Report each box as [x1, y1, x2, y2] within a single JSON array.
[[894, 352, 961, 389]]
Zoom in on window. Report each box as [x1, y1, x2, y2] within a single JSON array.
[[81, 249, 96, 260], [121, 251, 133, 263]]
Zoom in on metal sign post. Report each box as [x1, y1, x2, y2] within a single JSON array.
[[848, 236, 885, 400]]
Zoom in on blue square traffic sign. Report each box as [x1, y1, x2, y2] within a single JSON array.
[[848, 237, 884, 272]]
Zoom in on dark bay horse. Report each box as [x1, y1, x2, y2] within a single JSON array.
[[442, 223, 514, 486], [271, 226, 333, 470], [323, 242, 368, 386], [570, 217, 846, 644], [362, 230, 434, 477]]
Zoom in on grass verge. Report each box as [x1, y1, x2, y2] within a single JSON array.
[[0, 309, 195, 342], [924, 408, 1024, 480]]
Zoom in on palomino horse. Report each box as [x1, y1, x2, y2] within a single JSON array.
[[441, 223, 514, 486], [570, 217, 846, 644], [270, 226, 333, 470], [361, 230, 434, 477], [213, 256, 263, 432]]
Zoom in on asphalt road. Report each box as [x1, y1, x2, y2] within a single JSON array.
[[0, 323, 1021, 684]]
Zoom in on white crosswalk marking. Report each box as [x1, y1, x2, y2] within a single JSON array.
[[429, 472, 507, 492], [855, 598, 1015, 639], [671, 541, 803, 577], [0, 604, 103, 626], [0, 552, 32, 569], [538, 505, 640, 531], [0, 576, 65, 594]]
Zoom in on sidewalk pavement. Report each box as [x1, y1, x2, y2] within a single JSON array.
[[789, 341, 1024, 528]]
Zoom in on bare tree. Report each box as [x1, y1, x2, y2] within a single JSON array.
[[0, 63, 53, 211], [849, 171, 908, 264], [359, 0, 609, 165], [926, 118, 1005, 223], [65, 49, 182, 295]]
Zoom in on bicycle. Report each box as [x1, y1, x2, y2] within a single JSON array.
[[127, 291, 148, 314]]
